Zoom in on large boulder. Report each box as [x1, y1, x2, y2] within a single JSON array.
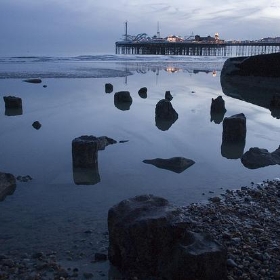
[[221, 53, 280, 78], [155, 99, 178, 131], [222, 113, 246, 143], [108, 195, 227, 280], [143, 157, 195, 173], [0, 172, 16, 201], [241, 146, 280, 169]]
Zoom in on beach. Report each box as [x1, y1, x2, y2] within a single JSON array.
[[0, 55, 280, 279]]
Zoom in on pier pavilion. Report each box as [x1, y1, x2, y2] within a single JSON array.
[[115, 41, 280, 57]]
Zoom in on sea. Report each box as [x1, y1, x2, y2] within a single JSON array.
[[0, 54, 279, 276]]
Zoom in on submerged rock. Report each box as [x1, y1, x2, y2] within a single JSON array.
[[155, 99, 178, 131], [0, 172, 16, 201], [108, 194, 227, 280], [143, 157, 195, 173], [23, 78, 42, 83], [138, 87, 147, 99], [105, 83, 113, 93], [241, 146, 280, 169], [114, 91, 132, 111]]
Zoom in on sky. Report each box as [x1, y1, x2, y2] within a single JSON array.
[[0, 0, 280, 56]]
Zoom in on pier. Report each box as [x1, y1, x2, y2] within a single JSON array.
[[115, 41, 280, 57]]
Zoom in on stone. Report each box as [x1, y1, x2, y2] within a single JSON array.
[[23, 78, 42, 83], [221, 52, 280, 77], [108, 194, 227, 280], [114, 91, 132, 110], [143, 157, 195, 173], [0, 172, 16, 201], [165, 90, 173, 101], [155, 99, 178, 131], [32, 121, 41, 130], [138, 87, 147, 98], [210, 96, 227, 124], [222, 113, 246, 143], [3, 96, 22, 109], [241, 146, 280, 169], [105, 83, 113, 93]]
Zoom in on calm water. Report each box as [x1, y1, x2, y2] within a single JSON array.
[[0, 55, 280, 257]]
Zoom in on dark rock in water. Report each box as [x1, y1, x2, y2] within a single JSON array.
[[32, 121, 41, 130], [222, 113, 246, 143], [16, 175, 32, 182], [138, 87, 147, 99], [23, 78, 42, 84], [105, 83, 113, 93], [165, 90, 173, 101], [211, 96, 226, 113], [108, 194, 227, 280], [143, 157, 195, 173], [43, 85, 47, 88], [241, 146, 280, 169], [72, 135, 116, 185], [72, 135, 116, 168], [3, 96, 22, 109], [210, 96, 227, 124], [114, 91, 132, 111], [221, 53, 280, 77], [155, 99, 178, 131], [0, 172, 16, 201], [270, 94, 280, 108]]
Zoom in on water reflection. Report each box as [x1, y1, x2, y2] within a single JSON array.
[[220, 74, 280, 118]]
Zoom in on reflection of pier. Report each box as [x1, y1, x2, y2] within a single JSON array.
[[116, 41, 280, 56]]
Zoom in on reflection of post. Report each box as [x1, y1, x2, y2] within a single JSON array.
[[72, 136, 100, 185]]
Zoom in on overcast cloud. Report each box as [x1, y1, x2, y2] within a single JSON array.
[[0, 0, 279, 56]]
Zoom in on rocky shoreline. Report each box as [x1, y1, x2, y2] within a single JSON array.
[[1, 179, 280, 279]]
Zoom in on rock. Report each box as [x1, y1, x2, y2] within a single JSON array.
[[3, 96, 22, 109], [105, 83, 113, 93], [143, 157, 195, 173], [210, 96, 227, 124], [221, 52, 280, 77], [241, 146, 280, 169], [23, 78, 42, 83], [222, 113, 246, 143], [155, 99, 178, 131], [32, 121, 41, 130], [72, 136, 99, 169], [138, 87, 147, 98], [0, 172, 16, 201], [221, 141, 245, 159], [108, 194, 227, 280], [165, 90, 173, 101], [72, 135, 116, 185], [114, 91, 132, 110]]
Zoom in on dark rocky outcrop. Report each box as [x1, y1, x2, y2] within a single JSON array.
[[0, 172, 16, 201], [155, 99, 178, 131], [143, 157, 195, 173], [105, 83, 113, 93], [221, 53, 280, 78], [23, 78, 42, 83], [108, 194, 227, 280], [210, 96, 226, 124], [114, 91, 132, 111], [138, 87, 147, 99], [222, 113, 246, 143], [165, 90, 173, 101], [241, 146, 280, 169], [221, 141, 245, 160]]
